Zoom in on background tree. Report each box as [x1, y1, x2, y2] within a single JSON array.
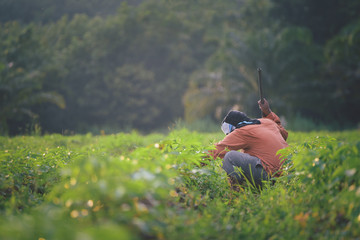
[[1, 0, 359, 134], [0, 22, 65, 135]]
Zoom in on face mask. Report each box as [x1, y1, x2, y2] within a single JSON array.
[[221, 122, 235, 135]]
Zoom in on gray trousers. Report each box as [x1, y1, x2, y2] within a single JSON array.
[[222, 151, 269, 188]]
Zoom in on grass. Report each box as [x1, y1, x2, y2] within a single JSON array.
[[0, 129, 359, 239]]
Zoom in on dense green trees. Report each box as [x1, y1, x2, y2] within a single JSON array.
[[0, 0, 359, 134], [182, 0, 360, 125], [0, 22, 65, 134], [0, 0, 135, 23]]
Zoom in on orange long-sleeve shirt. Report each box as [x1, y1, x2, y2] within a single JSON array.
[[209, 112, 288, 175]]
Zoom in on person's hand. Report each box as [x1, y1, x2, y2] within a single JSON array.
[[258, 98, 271, 116]]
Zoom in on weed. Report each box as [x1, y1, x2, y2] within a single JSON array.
[[0, 130, 359, 239]]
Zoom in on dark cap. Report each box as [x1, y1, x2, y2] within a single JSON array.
[[222, 110, 250, 126]]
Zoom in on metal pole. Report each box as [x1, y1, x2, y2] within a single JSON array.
[[257, 68, 264, 104]]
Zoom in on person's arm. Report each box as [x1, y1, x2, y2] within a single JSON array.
[[208, 130, 248, 159], [258, 99, 288, 141]]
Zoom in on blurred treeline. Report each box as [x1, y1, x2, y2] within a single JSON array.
[[1, 0, 359, 135]]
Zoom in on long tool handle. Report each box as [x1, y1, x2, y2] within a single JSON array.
[[257, 68, 264, 104]]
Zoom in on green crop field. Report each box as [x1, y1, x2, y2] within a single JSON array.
[[0, 129, 359, 240]]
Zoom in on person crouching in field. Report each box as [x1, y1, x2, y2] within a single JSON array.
[[208, 99, 288, 189]]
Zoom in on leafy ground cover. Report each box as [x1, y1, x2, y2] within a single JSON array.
[[0, 129, 359, 239]]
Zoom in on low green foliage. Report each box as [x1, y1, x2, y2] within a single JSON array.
[[0, 130, 359, 239]]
